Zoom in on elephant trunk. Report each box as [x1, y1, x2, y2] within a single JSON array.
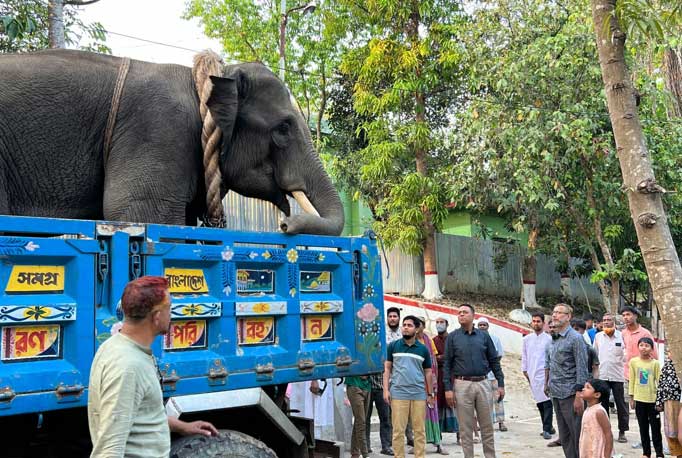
[[280, 155, 344, 236]]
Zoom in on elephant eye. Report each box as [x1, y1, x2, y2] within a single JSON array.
[[272, 121, 292, 148], [277, 122, 290, 136]]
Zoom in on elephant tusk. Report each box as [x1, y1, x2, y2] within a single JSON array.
[[292, 191, 320, 217]]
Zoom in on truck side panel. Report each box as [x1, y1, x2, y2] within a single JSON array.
[[0, 216, 385, 416], [0, 216, 99, 415]]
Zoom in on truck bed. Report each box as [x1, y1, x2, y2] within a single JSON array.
[[0, 215, 385, 416]]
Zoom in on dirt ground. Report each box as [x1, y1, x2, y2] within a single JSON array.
[[362, 353, 642, 457]]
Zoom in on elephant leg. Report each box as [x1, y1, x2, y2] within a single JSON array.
[[0, 191, 7, 215], [0, 172, 8, 215], [103, 175, 190, 226], [104, 195, 188, 225]]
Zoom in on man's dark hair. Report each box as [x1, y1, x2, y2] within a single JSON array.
[[588, 378, 610, 400], [583, 312, 594, 321], [621, 305, 640, 316], [531, 312, 545, 322], [460, 303, 475, 314], [571, 318, 587, 331], [387, 307, 401, 316], [402, 315, 419, 327]]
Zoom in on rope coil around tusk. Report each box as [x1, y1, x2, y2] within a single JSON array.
[[193, 51, 226, 228]]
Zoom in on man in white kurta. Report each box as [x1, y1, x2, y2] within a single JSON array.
[[521, 313, 554, 440]]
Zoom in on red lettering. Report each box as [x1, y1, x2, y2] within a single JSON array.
[[246, 321, 266, 339], [29, 330, 47, 352], [172, 322, 199, 345], [15, 330, 29, 353], [310, 319, 322, 336]]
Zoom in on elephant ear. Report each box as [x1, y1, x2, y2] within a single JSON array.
[[207, 75, 238, 142]]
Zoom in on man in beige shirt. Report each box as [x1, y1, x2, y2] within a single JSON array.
[[88, 276, 217, 457]]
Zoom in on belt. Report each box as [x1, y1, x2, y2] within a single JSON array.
[[454, 376, 486, 382]]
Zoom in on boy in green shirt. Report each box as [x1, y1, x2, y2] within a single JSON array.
[[629, 336, 663, 458]]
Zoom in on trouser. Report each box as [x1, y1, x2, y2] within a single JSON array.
[[536, 399, 554, 434], [489, 379, 505, 423], [599, 380, 629, 433], [365, 388, 392, 451], [455, 379, 496, 458], [635, 401, 664, 457], [348, 385, 371, 456], [391, 399, 426, 458], [552, 396, 582, 458], [406, 422, 414, 443]]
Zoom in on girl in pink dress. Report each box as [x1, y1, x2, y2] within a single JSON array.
[[579, 379, 614, 458]]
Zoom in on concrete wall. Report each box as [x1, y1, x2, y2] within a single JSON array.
[[385, 295, 527, 355], [384, 295, 666, 360], [381, 233, 603, 304]]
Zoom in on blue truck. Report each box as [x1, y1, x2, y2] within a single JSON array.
[[0, 215, 385, 457]]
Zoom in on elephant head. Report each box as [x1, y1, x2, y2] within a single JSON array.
[[205, 63, 344, 236]]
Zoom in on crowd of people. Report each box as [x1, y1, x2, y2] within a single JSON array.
[[86, 275, 682, 458], [348, 302, 682, 458], [523, 303, 682, 458], [346, 304, 506, 458]]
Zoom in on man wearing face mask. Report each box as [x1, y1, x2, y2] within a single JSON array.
[[433, 316, 459, 442], [593, 312, 629, 443]]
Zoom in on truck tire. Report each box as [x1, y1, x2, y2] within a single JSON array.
[[170, 429, 278, 458]]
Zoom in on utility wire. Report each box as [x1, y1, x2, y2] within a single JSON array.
[[105, 30, 204, 54], [103, 29, 682, 127]]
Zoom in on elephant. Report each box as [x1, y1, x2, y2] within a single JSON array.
[[0, 49, 343, 235]]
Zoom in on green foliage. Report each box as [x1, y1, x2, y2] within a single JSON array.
[[590, 248, 648, 285], [330, 0, 467, 254], [0, 0, 109, 54], [186, 0, 351, 130], [612, 0, 682, 45], [447, 0, 631, 277], [186, 0, 682, 278]]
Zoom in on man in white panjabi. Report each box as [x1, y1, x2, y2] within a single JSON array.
[[522, 312, 555, 440], [288, 380, 336, 441]]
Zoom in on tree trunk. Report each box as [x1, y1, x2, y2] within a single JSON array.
[[48, 0, 66, 49], [663, 47, 682, 118], [558, 244, 574, 304], [316, 60, 327, 154], [589, 192, 620, 312], [416, 89, 440, 300], [587, 243, 613, 311], [562, 194, 612, 310], [591, 0, 682, 382], [407, 8, 441, 301], [522, 226, 539, 308]]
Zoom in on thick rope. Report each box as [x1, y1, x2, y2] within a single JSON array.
[[103, 57, 131, 168], [192, 51, 225, 228]]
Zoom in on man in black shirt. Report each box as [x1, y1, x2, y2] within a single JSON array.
[[443, 304, 504, 458]]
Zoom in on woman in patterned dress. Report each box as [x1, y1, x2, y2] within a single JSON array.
[[416, 317, 448, 455], [656, 352, 682, 457]]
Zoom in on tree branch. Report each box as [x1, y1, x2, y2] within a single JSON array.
[[64, 0, 102, 5]]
